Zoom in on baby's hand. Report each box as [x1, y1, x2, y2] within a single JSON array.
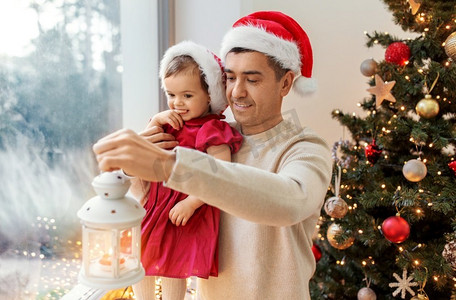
[[151, 110, 183, 130], [169, 199, 197, 226]]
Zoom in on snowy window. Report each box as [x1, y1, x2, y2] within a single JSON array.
[[0, 0, 122, 298]]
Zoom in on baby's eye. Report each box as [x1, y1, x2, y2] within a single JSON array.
[[184, 94, 193, 98], [167, 93, 175, 98]]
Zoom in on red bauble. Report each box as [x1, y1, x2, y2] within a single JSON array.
[[449, 161, 456, 176], [381, 216, 410, 243], [312, 243, 322, 262], [365, 140, 382, 164], [385, 42, 410, 66]]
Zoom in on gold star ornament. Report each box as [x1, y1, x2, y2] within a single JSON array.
[[367, 74, 396, 108], [408, 0, 421, 15]]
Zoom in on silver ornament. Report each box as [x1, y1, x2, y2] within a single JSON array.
[[357, 287, 377, 300], [402, 159, 427, 182], [442, 240, 456, 271], [360, 59, 378, 77], [324, 196, 348, 219]]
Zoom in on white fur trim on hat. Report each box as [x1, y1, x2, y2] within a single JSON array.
[[294, 76, 317, 95], [220, 26, 316, 95], [160, 41, 227, 115]]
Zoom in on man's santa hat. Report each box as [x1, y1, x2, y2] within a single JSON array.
[[160, 40, 228, 115], [220, 11, 316, 95]]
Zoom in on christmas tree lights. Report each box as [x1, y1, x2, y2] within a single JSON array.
[[310, 0, 456, 299]]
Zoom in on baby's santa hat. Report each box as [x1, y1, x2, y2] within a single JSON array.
[[220, 11, 317, 95], [159, 40, 228, 115]]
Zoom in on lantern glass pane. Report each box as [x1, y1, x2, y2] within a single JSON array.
[[120, 228, 133, 255], [132, 225, 141, 267], [118, 226, 141, 276], [85, 227, 116, 278]]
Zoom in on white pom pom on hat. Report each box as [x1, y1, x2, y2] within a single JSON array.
[[159, 40, 228, 115], [220, 11, 317, 95]]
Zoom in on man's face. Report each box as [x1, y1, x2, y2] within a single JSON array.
[[224, 51, 287, 135]]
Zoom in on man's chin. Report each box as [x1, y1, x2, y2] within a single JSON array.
[[231, 115, 255, 129]]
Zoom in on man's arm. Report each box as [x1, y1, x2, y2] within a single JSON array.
[[93, 129, 331, 227], [165, 138, 332, 227], [168, 144, 231, 226]]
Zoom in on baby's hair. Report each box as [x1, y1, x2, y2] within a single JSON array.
[[164, 55, 209, 94]]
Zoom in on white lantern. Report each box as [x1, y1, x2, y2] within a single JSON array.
[[77, 171, 146, 290]]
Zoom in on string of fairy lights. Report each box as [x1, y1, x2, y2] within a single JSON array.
[[4, 216, 82, 299], [11, 216, 199, 299]]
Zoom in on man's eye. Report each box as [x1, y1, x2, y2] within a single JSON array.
[[226, 76, 235, 81], [247, 79, 258, 83]]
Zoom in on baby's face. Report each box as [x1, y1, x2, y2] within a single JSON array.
[[164, 72, 210, 121]]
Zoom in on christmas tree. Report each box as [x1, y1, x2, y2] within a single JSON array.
[[310, 1, 456, 299]]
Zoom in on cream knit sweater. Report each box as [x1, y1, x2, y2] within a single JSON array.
[[165, 120, 332, 300]]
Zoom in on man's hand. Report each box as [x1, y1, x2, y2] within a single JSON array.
[[93, 128, 176, 182], [139, 126, 178, 149]]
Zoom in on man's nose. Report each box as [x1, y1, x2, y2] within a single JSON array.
[[231, 80, 247, 99]]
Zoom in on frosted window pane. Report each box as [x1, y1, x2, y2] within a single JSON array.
[[0, 0, 122, 298]]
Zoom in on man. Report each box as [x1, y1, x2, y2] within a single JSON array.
[[94, 11, 332, 299]]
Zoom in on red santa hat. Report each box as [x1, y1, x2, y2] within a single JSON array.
[[160, 40, 228, 115], [220, 11, 316, 95]]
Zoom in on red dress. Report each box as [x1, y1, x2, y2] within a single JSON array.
[[141, 114, 242, 279]]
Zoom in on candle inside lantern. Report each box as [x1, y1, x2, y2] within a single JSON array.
[[99, 248, 126, 270], [99, 253, 126, 266]]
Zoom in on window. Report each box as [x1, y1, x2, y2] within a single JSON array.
[[0, 0, 121, 298]]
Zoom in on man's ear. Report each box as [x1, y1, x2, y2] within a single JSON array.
[[280, 70, 295, 97]]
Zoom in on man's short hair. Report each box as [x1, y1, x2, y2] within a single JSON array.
[[228, 47, 290, 81]]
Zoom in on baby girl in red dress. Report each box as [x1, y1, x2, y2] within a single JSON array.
[[131, 41, 242, 300]]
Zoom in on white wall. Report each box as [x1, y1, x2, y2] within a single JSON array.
[[174, 0, 241, 53], [174, 0, 409, 146], [120, 0, 159, 132]]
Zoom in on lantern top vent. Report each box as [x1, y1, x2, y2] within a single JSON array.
[[92, 171, 131, 200], [77, 171, 145, 227]]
